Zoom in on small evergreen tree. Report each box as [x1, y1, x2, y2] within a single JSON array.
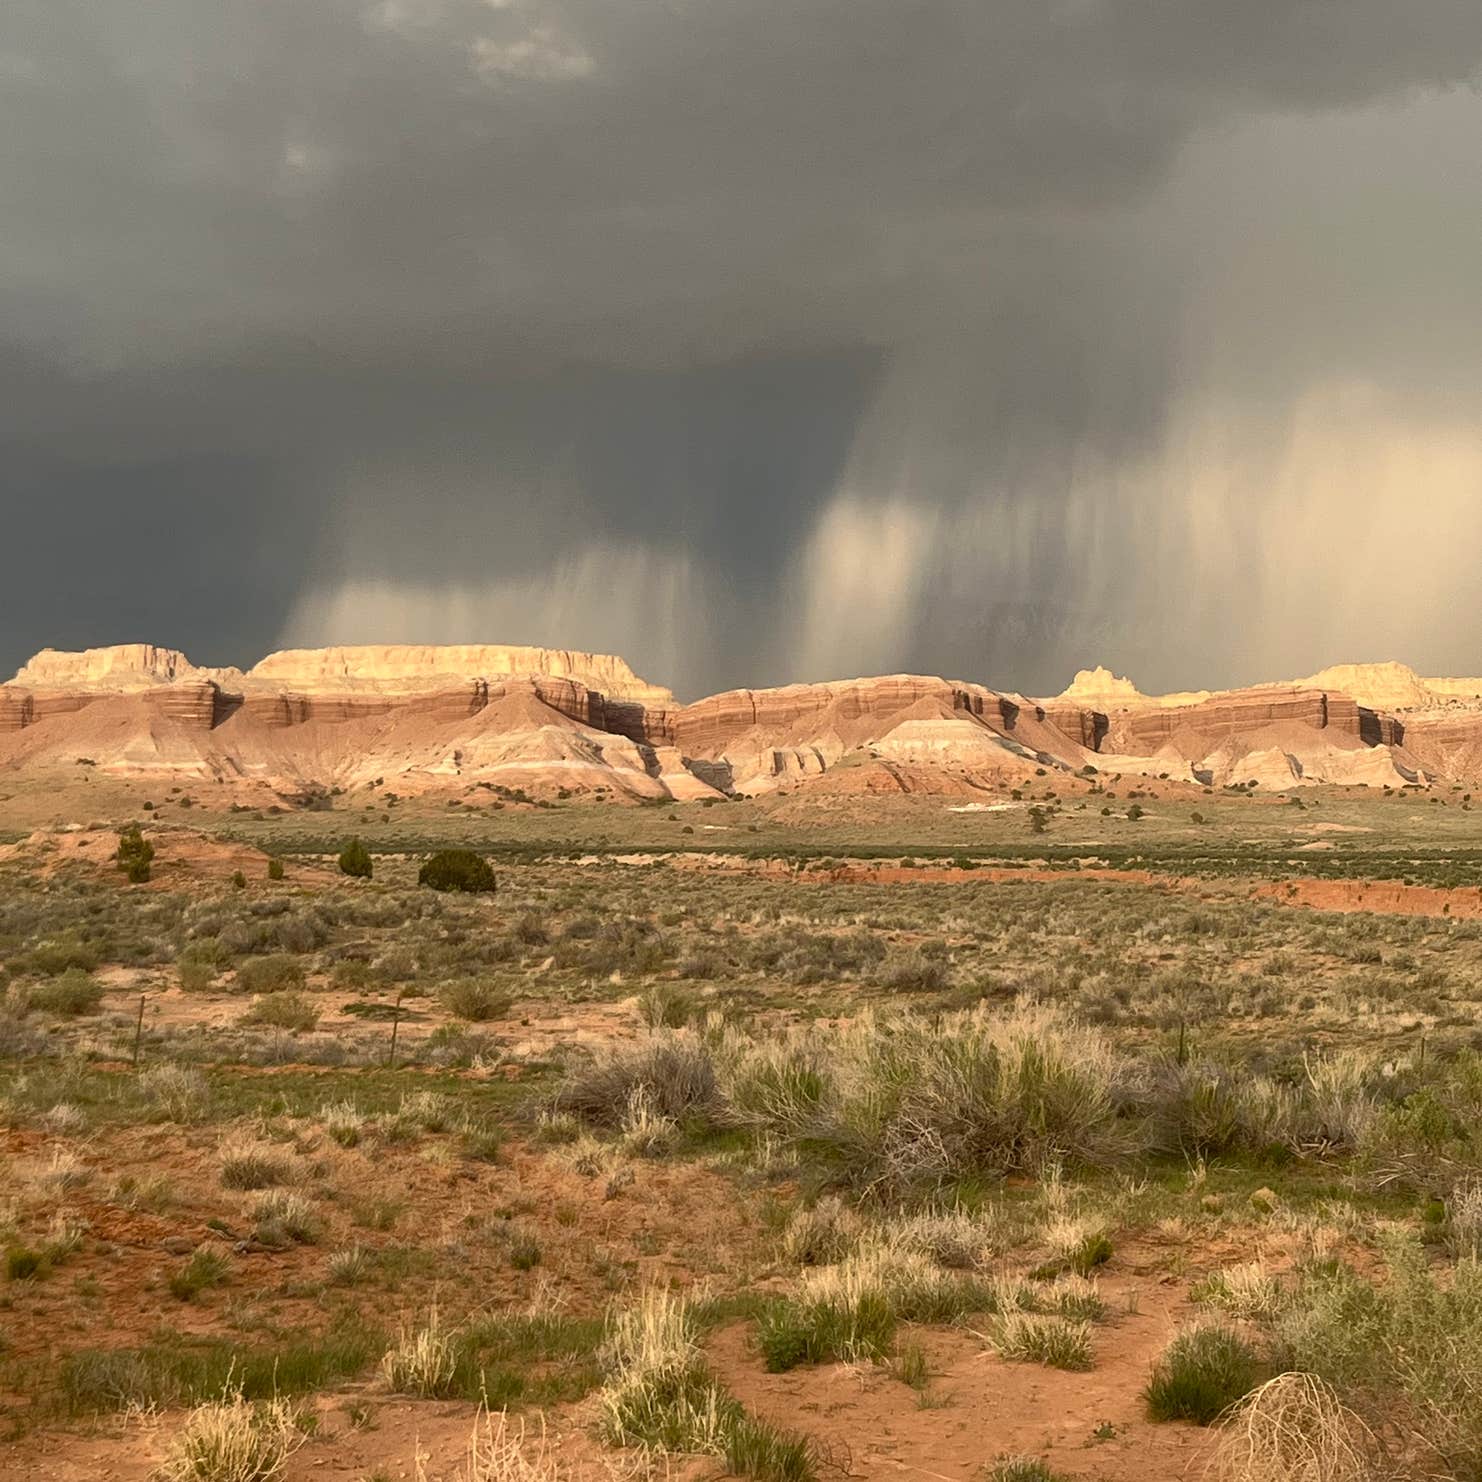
[[337, 837, 373, 879], [267, 857, 285, 881], [418, 848, 497, 894], [115, 823, 155, 884]]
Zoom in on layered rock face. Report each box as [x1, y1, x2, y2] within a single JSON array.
[[14, 644, 201, 690], [4, 643, 1482, 798], [245, 645, 673, 706]]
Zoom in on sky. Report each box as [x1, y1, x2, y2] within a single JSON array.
[[3, 1, 1482, 700]]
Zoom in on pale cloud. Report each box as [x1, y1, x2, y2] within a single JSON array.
[[471, 26, 594, 81]]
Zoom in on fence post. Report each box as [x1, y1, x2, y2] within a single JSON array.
[[388, 989, 405, 1070]]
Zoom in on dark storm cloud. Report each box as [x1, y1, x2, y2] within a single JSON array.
[[3, 1, 1482, 693]]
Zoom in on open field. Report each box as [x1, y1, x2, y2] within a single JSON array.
[[3, 794, 1482, 1479]]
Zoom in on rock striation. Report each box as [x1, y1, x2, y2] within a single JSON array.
[[4, 642, 1482, 799]]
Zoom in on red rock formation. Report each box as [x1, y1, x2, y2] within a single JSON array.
[[6, 642, 1482, 796], [0, 688, 33, 732]]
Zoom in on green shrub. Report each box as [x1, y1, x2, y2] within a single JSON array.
[[116, 823, 155, 883], [168, 1248, 232, 1302], [235, 955, 306, 995], [418, 849, 496, 894], [757, 1284, 895, 1371], [178, 956, 217, 992], [24, 967, 104, 1016], [637, 983, 695, 1029], [726, 1003, 1128, 1193], [438, 978, 511, 1023], [241, 992, 320, 1032], [6, 1245, 46, 1281], [337, 839, 373, 879], [1145, 1323, 1262, 1424], [509, 1236, 542, 1271], [986, 1461, 1071, 1482], [267, 857, 285, 882], [1270, 1239, 1482, 1470]]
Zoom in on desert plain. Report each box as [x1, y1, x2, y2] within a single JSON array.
[[3, 644, 1482, 1481]]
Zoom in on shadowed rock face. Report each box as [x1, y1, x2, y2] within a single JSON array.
[[2, 643, 1480, 798]]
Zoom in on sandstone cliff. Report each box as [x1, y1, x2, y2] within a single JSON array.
[[4, 641, 1482, 799]]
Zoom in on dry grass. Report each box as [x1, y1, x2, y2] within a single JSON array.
[[381, 1308, 457, 1397], [155, 1395, 302, 1482], [1202, 1373, 1386, 1482], [416, 1412, 566, 1482]]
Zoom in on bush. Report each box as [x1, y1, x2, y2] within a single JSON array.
[[241, 992, 320, 1032], [556, 1034, 721, 1128], [116, 823, 155, 884], [877, 948, 949, 992], [438, 979, 512, 1023], [987, 1462, 1072, 1482], [724, 1002, 1129, 1193], [1270, 1239, 1482, 1470], [418, 849, 496, 894], [178, 956, 217, 992], [235, 955, 306, 995], [637, 983, 695, 1029], [267, 858, 285, 882], [169, 1248, 232, 1303], [1202, 1374, 1382, 1482], [1145, 1323, 1263, 1424], [337, 839, 373, 879], [250, 1191, 320, 1246], [24, 967, 104, 1016]]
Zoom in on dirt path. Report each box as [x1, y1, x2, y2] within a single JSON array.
[[710, 1275, 1205, 1481]]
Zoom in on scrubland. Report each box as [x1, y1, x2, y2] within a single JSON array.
[[3, 803, 1482, 1479]]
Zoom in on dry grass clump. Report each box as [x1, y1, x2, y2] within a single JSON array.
[[616, 1085, 678, 1158], [874, 1208, 999, 1270], [155, 1394, 302, 1482], [758, 1243, 992, 1372], [248, 1190, 320, 1247], [321, 1100, 367, 1148], [555, 1034, 721, 1128], [416, 1413, 566, 1482], [779, 1197, 863, 1267], [1193, 1262, 1286, 1322], [1202, 1373, 1386, 1482], [990, 1313, 1093, 1371], [140, 1063, 210, 1122], [381, 1308, 457, 1397], [600, 1289, 814, 1482], [218, 1137, 294, 1191]]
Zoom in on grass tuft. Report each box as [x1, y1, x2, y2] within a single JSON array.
[[1145, 1322, 1263, 1425]]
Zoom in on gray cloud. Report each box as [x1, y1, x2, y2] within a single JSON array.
[[3, 2, 1482, 695]]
